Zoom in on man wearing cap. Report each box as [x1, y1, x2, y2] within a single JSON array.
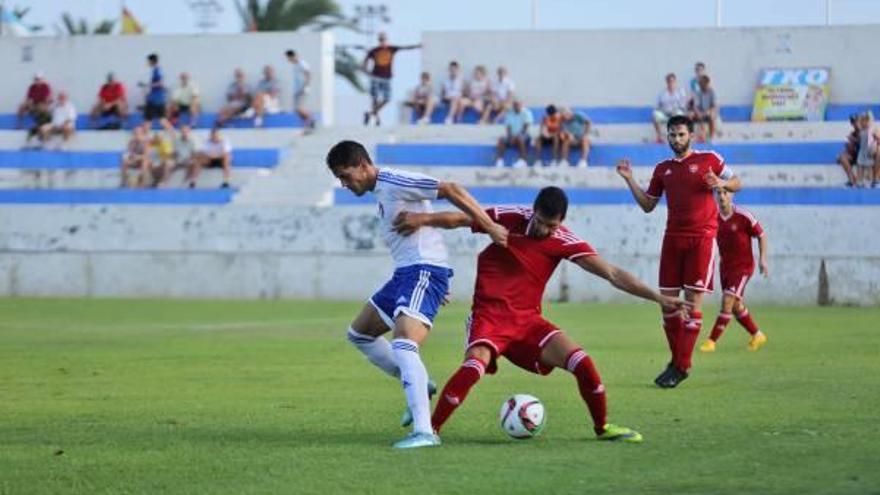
[[17, 73, 53, 129]]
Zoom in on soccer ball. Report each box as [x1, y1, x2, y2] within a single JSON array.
[[499, 394, 545, 439]]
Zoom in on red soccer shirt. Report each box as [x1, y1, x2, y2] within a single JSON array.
[[717, 206, 764, 273], [471, 207, 596, 321], [646, 150, 730, 237], [27, 82, 52, 104], [99, 82, 126, 103]]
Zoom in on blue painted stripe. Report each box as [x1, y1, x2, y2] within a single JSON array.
[[335, 187, 880, 206], [0, 112, 319, 130], [0, 188, 235, 205], [392, 342, 419, 352], [412, 104, 880, 125], [377, 177, 438, 190], [376, 142, 840, 167], [378, 170, 439, 187], [0, 149, 280, 169]]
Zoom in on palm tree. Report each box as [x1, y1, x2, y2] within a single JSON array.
[[57, 12, 115, 35], [0, 5, 44, 33], [234, 0, 366, 92]]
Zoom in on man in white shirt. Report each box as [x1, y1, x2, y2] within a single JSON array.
[[489, 66, 516, 123], [169, 72, 201, 127], [441, 61, 465, 124], [285, 49, 314, 130], [326, 140, 507, 449], [653, 73, 688, 143], [187, 127, 231, 189], [37, 91, 76, 149]]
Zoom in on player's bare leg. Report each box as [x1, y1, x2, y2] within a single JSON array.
[[701, 293, 736, 352], [541, 332, 641, 442], [391, 315, 439, 448], [431, 344, 492, 434]]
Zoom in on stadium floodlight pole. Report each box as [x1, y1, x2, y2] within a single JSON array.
[[531, 0, 537, 29], [825, 0, 832, 26], [715, 0, 722, 27]]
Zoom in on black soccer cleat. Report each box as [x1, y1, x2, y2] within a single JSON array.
[[658, 366, 689, 389], [654, 362, 675, 387]]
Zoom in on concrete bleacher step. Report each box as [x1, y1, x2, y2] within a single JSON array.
[[0, 128, 298, 151], [0, 188, 235, 204], [383, 164, 852, 189], [0, 168, 259, 189], [376, 141, 841, 167], [0, 112, 314, 131]]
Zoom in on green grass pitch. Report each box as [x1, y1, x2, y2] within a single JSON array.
[[1, 298, 879, 494]]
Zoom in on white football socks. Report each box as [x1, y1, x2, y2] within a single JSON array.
[[391, 338, 432, 434], [346, 327, 400, 378]]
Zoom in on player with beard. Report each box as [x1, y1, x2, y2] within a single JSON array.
[[617, 115, 741, 388]]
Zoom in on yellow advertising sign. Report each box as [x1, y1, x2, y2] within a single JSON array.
[[752, 68, 830, 122]]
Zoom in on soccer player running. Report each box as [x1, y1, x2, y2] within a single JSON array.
[[616, 115, 741, 388], [393, 187, 689, 443], [326, 140, 508, 449], [700, 188, 769, 352]]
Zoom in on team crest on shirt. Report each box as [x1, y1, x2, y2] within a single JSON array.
[[689, 164, 698, 173], [664, 169, 672, 175]]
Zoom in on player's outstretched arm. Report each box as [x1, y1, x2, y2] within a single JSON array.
[[437, 182, 508, 246], [574, 254, 688, 312], [758, 233, 770, 278], [616, 159, 659, 213], [393, 211, 471, 235]]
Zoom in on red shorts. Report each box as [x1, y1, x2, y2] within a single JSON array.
[[465, 312, 561, 376], [659, 234, 716, 292], [720, 268, 753, 300]]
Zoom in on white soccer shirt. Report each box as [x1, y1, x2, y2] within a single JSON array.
[[373, 168, 449, 269]]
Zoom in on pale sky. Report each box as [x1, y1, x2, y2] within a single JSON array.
[[10, 0, 880, 124]]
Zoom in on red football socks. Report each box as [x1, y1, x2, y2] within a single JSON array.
[[662, 309, 683, 363], [709, 312, 733, 341], [431, 357, 486, 433], [735, 308, 759, 335], [565, 349, 607, 435], [677, 311, 702, 371]]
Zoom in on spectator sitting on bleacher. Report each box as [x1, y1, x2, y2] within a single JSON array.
[[173, 124, 200, 183], [855, 111, 880, 188], [533, 105, 562, 167], [120, 123, 152, 188], [252, 65, 282, 128], [91, 72, 127, 129], [149, 120, 175, 187], [837, 114, 861, 187], [405, 71, 436, 125], [488, 66, 516, 123], [217, 69, 253, 126], [689, 75, 718, 142], [168, 72, 201, 127], [139, 53, 167, 125], [16, 73, 52, 129], [560, 107, 591, 168], [689, 62, 706, 96], [23, 106, 51, 150], [37, 91, 77, 150], [462, 65, 493, 125], [187, 127, 231, 189], [442, 61, 466, 124], [494, 99, 532, 168], [653, 72, 689, 143]]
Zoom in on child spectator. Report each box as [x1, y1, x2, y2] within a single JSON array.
[[405, 71, 436, 125], [855, 112, 880, 188], [494, 99, 532, 168], [120, 123, 152, 188], [560, 107, 591, 168], [533, 104, 562, 167], [837, 114, 861, 187]]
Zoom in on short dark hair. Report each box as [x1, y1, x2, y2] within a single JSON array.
[[147, 53, 158, 63], [546, 104, 557, 116], [326, 140, 372, 170], [534, 186, 568, 220], [449, 60, 459, 67], [285, 49, 295, 57], [667, 115, 694, 132]]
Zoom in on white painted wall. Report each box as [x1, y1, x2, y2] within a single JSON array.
[[2, 31, 335, 125], [422, 25, 880, 107], [1, 205, 877, 306]]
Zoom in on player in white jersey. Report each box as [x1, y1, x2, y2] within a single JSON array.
[[326, 140, 508, 449]]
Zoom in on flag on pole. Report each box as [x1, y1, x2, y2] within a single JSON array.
[[121, 6, 143, 34]]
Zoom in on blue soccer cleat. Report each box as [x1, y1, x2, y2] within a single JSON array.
[[400, 379, 437, 427], [392, 431, 441, 449]]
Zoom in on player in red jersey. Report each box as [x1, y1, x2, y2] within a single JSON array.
[[700, 188, 769, 353], [617, 115, 741, 388], [393, 187, 688, 443]]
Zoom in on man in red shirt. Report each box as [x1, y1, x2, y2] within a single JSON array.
[[17, 73, 53, 128], [617, 114, 741, 388], [394, 187, 687, 443], [362, 32, 421, 126], [700, 189, 768, 353], [91, 72, 128, 127]]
